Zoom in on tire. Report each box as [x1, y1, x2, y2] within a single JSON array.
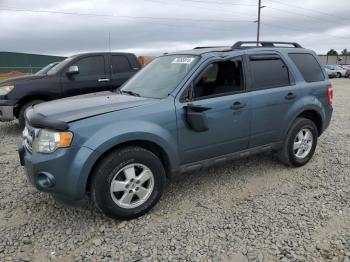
[[18, 100, 45, 129], [278, 118, 318, 167], [336, 72, 342, 78], [90, 146, 166, 220]]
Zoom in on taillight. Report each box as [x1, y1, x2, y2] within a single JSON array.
[[327, 84, 333, 106]]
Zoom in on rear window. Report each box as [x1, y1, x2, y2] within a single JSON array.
[[249, 56, 290, 90], [289, 53, 325, 82]]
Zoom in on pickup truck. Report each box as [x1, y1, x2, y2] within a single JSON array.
[[0, 52, 141, 128]]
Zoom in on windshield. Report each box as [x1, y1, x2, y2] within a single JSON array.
[[120, 55, 200, 98], [35, 62, 59, 75], [47, 57, 74, 75]]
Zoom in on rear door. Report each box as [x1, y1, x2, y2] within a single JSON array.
[[61, 54, 110, 97], [247, 53, 301, 147], [110, 54, 137, 90]]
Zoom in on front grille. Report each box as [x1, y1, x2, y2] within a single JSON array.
[[23, 124, 37, 152]]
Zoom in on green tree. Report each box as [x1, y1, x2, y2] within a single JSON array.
[[341, 48, 350, 55], [327, 49, 338, 55]]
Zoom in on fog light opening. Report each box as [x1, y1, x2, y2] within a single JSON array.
[[37, 172, 55, 189]]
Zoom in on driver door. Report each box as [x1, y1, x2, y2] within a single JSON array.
[[175, 57, 251, 164]]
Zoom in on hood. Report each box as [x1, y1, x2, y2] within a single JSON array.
[[0, 74, 46, 85], [29, 91, 156, 123]]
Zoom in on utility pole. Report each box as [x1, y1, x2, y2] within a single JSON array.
[[256, 0, 261, 46], [256, 0, 265, 46]]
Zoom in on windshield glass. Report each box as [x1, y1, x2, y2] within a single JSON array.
[[35, 62, 59, 75], [120, 55, 200, 98], [47, 57, 74, 75]]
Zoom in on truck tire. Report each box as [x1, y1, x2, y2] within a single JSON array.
[[90, 146, 166, 220], [18, 100, 45, 129], [278, 118, 318, 167]]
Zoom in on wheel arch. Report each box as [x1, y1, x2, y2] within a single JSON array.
[[296, 109, 323, 136], [14, 94, 52, 118], [86, 139, 173, 193], [281, 98, 326, 143]]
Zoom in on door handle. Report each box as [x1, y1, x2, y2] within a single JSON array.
[[285, 92, 296, 100], [230, 101, 246, 110], [98, 78, 110, 82]]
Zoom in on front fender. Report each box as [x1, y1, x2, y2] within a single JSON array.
[[82, 119, 179, 172]]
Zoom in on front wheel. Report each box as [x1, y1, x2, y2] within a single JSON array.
[[278, 118, 318, 167], [336, 72, 342, 78], [90, 146, 166, 220]]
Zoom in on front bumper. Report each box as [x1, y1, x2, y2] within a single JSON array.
[[18, 142, 99, 207], [0, 105, 14, 121]]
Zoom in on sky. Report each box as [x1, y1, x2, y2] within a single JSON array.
[[1, 0, 350, 56]]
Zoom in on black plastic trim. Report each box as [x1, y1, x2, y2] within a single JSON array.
[[26, 109, 69, 131], [179, 142, 282, 173], [233, 41, 302, 49]]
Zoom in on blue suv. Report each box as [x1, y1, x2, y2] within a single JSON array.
[[19, 41, 333, 220]]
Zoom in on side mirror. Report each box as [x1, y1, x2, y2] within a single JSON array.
[[184, 104, 211, 132], [66, 65, 79, 76]]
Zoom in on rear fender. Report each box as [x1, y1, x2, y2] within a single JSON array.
[[280, 96, 325, 141]]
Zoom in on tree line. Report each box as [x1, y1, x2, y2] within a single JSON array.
[[327, 49, 350, 55]]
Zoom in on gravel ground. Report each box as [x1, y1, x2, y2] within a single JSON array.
[[0, 79, 349, 262]]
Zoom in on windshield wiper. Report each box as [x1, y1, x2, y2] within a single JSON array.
[[120, 90, 141, 97]]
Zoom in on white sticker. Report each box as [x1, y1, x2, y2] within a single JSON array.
[[172, 57, 195, 64]]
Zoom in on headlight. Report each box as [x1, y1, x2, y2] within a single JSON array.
[[32, 129, 73, 154], [0, 85, 15, 95]]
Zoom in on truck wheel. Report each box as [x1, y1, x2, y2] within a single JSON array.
[[278, 118, 318, 167], [336, 72, 342, 78], [18, 100, 45, 129], [90, 146, 166, 220]]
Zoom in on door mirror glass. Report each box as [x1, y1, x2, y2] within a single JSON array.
[[66, 65, 79, 76]]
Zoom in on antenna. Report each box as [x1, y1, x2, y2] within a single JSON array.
[[108, 31, 111, 52]]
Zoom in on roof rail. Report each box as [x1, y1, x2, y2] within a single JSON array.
[[193, 46, 230, 49], [232, 41, 302, 49]]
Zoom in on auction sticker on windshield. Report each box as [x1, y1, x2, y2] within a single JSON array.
[[172, 57, 195, 64]]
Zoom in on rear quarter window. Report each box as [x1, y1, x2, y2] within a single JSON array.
[[289, 53, 325, 82]]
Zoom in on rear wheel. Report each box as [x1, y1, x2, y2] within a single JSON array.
[[278, 118, 318, 167], [336, 72, 342, 78], [90, 146, 166, 220], [18, 100, 45, 129]]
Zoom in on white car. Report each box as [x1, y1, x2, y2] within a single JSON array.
[[324, 64, 347, 78]]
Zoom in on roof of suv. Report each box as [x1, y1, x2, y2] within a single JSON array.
[[167, 41, 307, 57]]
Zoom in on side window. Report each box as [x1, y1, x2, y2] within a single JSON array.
[[289, 53, 325, 82], [249, 55, 290, 90], [112, 55, 132, 73], [192, 59, 244, 99], [73, 56, 105, 76]]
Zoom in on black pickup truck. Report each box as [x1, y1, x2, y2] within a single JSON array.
[[0, 52, 141, 128]]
